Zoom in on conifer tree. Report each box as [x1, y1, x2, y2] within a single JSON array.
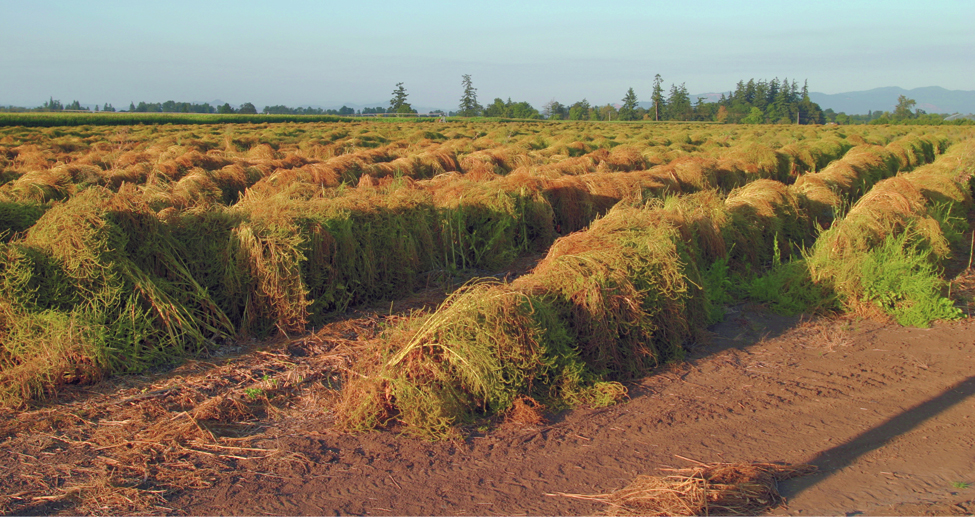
[[619, 88, 639, 121], [651, 74, 666, 121], [458, 74, 481, 117], [389, 82, 413, 113]]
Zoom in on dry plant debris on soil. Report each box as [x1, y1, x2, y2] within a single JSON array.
[[0, 316, 380, 515], [551, 459, 816, 516]]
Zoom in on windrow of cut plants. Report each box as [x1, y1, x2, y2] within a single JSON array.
[[338, 135, 975, 438], [0, 121, 968, 409]]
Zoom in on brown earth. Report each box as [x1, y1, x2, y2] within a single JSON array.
[[2, 280, 974, 515]]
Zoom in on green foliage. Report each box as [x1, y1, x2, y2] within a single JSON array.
[[0, 307, 104, 407], [859, 231, 961, 327], [244, 387, 264, 400], [651, 74, 666, 121], [482, 98, 540, 119], [19, 188, 235, 371], [339, 204, 708, 438], [544, 101, 567, 120], [666, 83, 692, 121], [893, 95, 917, 120], [701, 258, 734, 323], [132, 100, 215, 113], [742, 107, 765, 124], [568, 99, 591, 121], [717, 78, 823, 124], [747, 259, 838, 316], [927, 200, 969, 248]]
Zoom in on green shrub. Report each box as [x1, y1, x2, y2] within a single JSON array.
[[747, 259, 838, 316], [859, 232, 962, 327]]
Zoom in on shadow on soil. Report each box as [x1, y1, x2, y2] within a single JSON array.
[[780, 374, 975, 499]]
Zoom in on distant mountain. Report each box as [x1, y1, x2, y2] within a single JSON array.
[[809, 87, 975, 115]]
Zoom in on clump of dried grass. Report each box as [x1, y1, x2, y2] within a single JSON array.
[[813, 176, 940, 261], [655, 157, 724, 191], [526, 207, 706, 379], [601, 145, 647, 172], [2, 168, 73, 202], [716, 143, 791, 183], [0, 200, 45, 240], [725, 179, 811, 267], [338, 280, 587, 439], [573, 461, 817, 516], [503, 395, 546, 427]]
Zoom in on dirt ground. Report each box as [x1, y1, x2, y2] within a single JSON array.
[[2, 286, 974, 515]]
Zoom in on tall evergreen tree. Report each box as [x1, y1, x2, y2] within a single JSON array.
[[390, 82, 412, 113], [666, 83, 691, 121], [651, 74, 666, 121], [619, 88, 639, 121], [458, 74, 481, 117]]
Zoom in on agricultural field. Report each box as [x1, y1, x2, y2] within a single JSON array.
[[1, 119, 974, 514]]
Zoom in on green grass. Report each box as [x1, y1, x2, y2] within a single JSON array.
[[859, 231, 963, 327], [747, 259, 839, 316]]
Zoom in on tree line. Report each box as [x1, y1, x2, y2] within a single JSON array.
[[8, 79, 970, 125], [819, 95, 970, 125], [446, 75, 826, 124]]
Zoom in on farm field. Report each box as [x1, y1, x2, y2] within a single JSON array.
[[1, 119, 974, 514]]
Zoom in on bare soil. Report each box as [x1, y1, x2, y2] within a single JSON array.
[[2, 277, 974, 515]]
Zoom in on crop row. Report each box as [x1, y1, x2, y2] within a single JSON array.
[[0, 122, 969, 408], [340, 137, 975, 437]]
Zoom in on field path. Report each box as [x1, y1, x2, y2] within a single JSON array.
[[169, 307, 975, 516]]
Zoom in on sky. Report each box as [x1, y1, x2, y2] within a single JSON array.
[[2, 0, 972, 111]]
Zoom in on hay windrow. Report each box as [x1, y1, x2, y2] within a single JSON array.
[[805, 139, 975, 326], [338, 280, 591, 438], [716, 143, 791, 183], [1, 122, 973, 409], [790, 144, 900, 227], [339, 203, 710, 436], [1, 186, 235, 405]]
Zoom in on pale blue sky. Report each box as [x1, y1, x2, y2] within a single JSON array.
[[2, 0, 972, 110]]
